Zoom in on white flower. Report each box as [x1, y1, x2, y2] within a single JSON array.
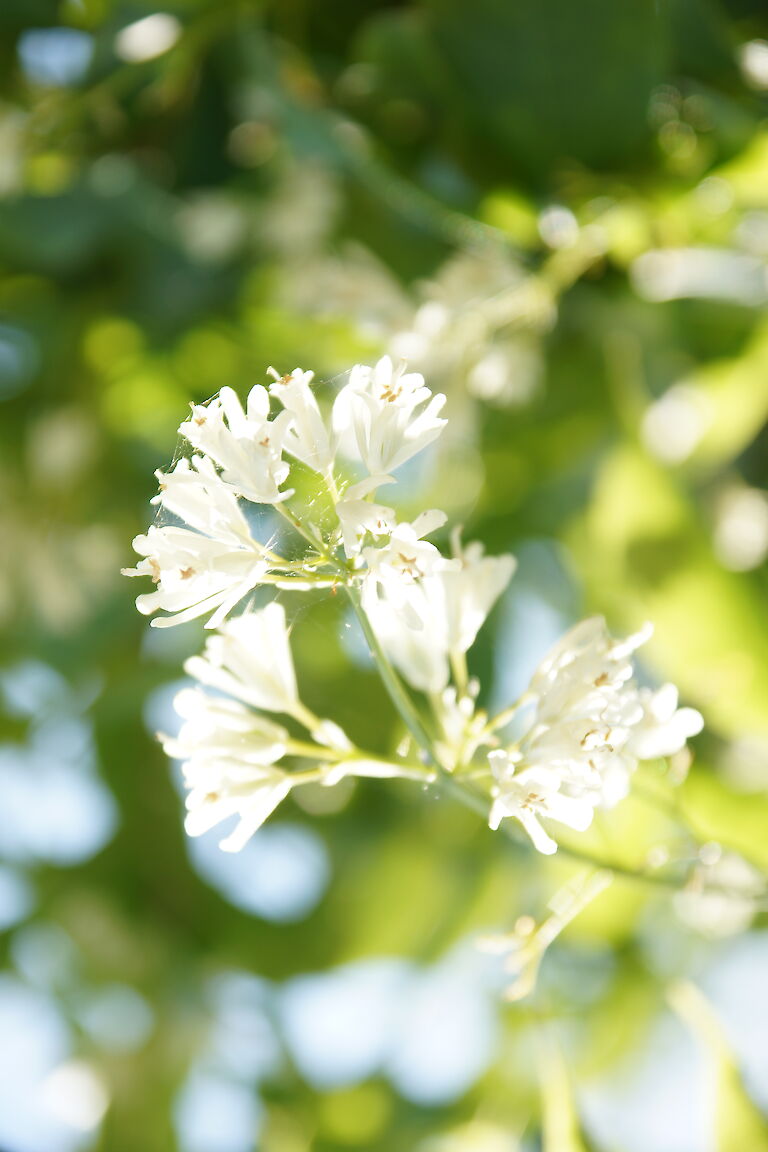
[[529, 616, 650, 727], [387, 248, 530, 386], [442, 529, 516, 655], [517, 713, 638, 810], [335, 476, 396, 558], [124, 525, 268, 629], [523, 622, 640, 800], [515, 616, 654, 809], [163, 687, 290, 765], [162, 674, 418, 853], [179, 385, 293, 504], [311, 717, 353, 754], [363, 577, 452, 693], [184, 602, 299, 716], [154, 455, 253, 543], [333, 355, 447, 474], [488, 751, 595, 855], [268, 367, 335, 473], [163, 687, 293, 852], [489, 616, 704, 851], [187, 771, 291, 853], [527, 618, 702, 793], [122, 456, 269, 628], [362, 510, 449, 591], [361, 525, 514, 696], [628, 683, 704, 759], [360, 511, 455, 692]]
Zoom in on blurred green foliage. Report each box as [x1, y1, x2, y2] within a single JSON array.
[[1, 1, 768, 1150]]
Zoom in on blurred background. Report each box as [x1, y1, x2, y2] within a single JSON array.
[[2, 1, 768, 1149]]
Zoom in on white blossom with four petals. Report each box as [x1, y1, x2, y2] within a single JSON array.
[[360, 510, 457, 692], [361, 524, 515, 693], [179, 386, 293, 504], [628, 683, 704, 760], [441, 530, 517, 656], [488, 752, 595, 855], [268, 367, 335, 473], [333, 355, 447, 475], [334, 476, 397, 558]]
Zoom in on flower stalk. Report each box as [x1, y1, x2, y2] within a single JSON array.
[[123, 354, 764, 924], [344, 581, 440, 768]]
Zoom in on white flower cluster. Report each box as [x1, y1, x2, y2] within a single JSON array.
[[126, 357, 703, 856], [488, 618, 703, 854], [123, 358, 447, 629], [161, 602, 409, 851]]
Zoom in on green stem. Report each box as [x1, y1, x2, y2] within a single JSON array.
[[463, 765, 494, 782], [450, 649, 469, 696], [286, 739, 346, 761], [325, 467, 341, 503], [256, 542, 289, 566], [287, 766, 328, 785], [275, 502, 329, 557], [441, 771, 767, 904], [261, 573, 336, 587], [344, 583, 438, 766], [485, 692, 533, 735], [289, 699, 329, 735]]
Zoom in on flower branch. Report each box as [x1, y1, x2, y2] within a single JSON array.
[[122, 354, 765, 921]]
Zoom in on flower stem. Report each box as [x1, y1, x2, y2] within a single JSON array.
[[484, 692, 533, 736], [440, 771, 767, 904], [450, 649, 468, 696], [262, 573, 337, 587], [287, 766, 329, 785], [290, 699, 331, 736], [275, 502, 329, 557], [325, 467, 341, 503], [286, 739, 346, 761], [344, 583, 439, 766]]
